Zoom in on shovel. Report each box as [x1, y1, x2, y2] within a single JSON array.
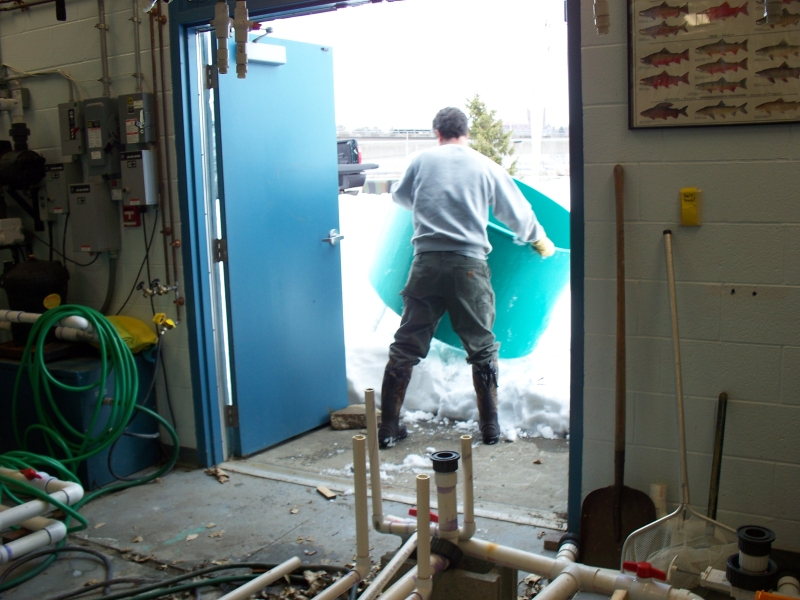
[[579, 165, 656, 569]]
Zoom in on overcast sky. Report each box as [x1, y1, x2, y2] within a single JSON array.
[[267, 0, 569, 131]]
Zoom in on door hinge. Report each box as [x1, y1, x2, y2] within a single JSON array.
[[205, 64, 219, 89], [224, 405, 239, 428], [213, 238, 228, 262]]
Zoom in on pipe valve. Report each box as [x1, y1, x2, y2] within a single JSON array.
[[211, 0, 232, 74], [233, 0, 258, 79], [624, 561, 668, 581]]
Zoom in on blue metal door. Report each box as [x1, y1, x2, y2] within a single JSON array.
[[216, 38, 347, 456]]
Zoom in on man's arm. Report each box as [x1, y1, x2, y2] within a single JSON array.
[[390, 161, 416, 210], [491, 170, 555, 258]]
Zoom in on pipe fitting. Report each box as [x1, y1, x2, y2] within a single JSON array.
[[212, 0, 232, 74]]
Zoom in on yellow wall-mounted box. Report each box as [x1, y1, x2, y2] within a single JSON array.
[[680, 187, 702, 226]]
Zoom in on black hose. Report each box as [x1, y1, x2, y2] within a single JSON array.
[[99, 252, 118, 315], [44, 578, 158, 600], [0, 546, 113, 592]]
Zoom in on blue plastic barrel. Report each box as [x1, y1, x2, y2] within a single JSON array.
[[368, 179, 570, 359]]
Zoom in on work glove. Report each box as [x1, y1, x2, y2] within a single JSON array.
[[531, 236, 555, 258]]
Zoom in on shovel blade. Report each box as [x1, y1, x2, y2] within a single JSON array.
[[579, 485, 656, 569]]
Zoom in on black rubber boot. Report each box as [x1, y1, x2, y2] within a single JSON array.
[[472, 360, 500, 445], [378, 361, 413, 449]]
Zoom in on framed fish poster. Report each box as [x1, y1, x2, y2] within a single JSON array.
[[629, 0, 800, 127]]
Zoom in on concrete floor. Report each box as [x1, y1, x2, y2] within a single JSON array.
[[0, 425, 572, 600]]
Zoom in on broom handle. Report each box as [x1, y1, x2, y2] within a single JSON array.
[[614, 165, 626, 542], [664, 230, 690, 506]]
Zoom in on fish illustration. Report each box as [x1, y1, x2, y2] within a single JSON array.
[[756, 40, 800, 59], [697, 1, 749, 20], [695, 39, 748, 56], [639, 2, 690, 19], [756, 8, 800, 25], [756, 62, 800, 82], [695, 76, 748, 92], [640, 20, 689, 37], [640, 102, 689, 119], [696, 57, 748, 74], [642, 48, 691, 66], [640, 70, 691, 88], [755, 97, 800, 113], [695, 101, 748, 118]]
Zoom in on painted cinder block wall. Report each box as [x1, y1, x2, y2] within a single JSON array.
[[580, 3, 800, 550], [0, 1, 197, 449]]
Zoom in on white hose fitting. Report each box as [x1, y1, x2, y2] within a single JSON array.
[[212, 0, 232, 74]]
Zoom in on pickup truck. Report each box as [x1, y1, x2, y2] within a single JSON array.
[[337, 139, 378, 193]]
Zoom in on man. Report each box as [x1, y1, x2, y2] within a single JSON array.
[[378, 106, 555, 448]]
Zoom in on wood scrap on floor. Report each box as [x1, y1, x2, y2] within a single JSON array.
[[205, 466, 230, 483]]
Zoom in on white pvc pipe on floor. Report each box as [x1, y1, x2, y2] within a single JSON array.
[[0, 469, 84, 529], [459, 435, 475, 540], [0, 506, 67, 565], [214, 557, 303, 600], [357, 533, 418, 600], [378, 554, 450, 600]]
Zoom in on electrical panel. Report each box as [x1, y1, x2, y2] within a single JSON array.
[[120, 150, 157, 206], [39, 162, 82, 219], [68, 183, 121, 253], [82, 97, 120, 178], [58, 101, 84, 156], [117, 92, 155, 148]]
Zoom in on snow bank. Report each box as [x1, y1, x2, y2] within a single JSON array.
[[339, 190, 570, 440]]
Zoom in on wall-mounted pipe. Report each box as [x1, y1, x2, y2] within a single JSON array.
[[131, 0, 143, 92], [217, 556, 301, 600], [96, 0, 111, 97], [0, 0, 55, 12]]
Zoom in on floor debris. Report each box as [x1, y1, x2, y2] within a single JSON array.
[[205, 467, 230, 483]]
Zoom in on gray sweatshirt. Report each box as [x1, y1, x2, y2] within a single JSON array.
[[391, 144, 545, 260]]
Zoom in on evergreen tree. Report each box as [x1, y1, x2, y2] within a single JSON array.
[[465, 94, 517, 176]]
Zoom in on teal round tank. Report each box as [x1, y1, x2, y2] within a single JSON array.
[[368, 179, 570, 359]]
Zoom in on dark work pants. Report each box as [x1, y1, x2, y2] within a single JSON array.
[[388, 251, 499, 367]]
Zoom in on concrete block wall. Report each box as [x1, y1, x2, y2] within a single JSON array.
[[0, 1, 196, 450], [581, 3, 800, 550]]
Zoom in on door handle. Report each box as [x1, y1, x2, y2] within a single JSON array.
[[322, 229, 344, 246]]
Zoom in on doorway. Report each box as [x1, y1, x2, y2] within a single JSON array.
[[176, 0, 579, 529]]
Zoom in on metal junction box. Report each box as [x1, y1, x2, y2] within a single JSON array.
[[40, 162, 82, 218], [58, 101, 84, 156], [120, 150, 157, 206], [117, 92, 155, 148], [68, 183, 120, 253], [82, 97, 120, 177]]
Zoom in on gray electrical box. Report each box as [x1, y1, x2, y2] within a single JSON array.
[[82, 97, 120, 177], [117, 92, 155, 148], [120, 150, 158, 206], [40, 162, 82, 218], [58, 101, 84, 156], [69, 183, 121, 253]]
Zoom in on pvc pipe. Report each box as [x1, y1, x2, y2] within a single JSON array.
[[417, 475, 431, 582], [218, 556, 301, 600], [352, 435, 371, 578], [357, 533, 417, 600], [557, 540, 578, 563], [54, 327, 96, 343], [434, 471, 458, 542], [97, 0, 111, 97], [459, 435, 475, 540], [364, 388, 385, 531], [0, 469, 84, 528], [739, 552, 769, 573], [405, 576, 432, 600], [379, 554, 449, 600], [0, 519, 66, 564], [313, 570, 361, 600], [778, 575, 800, 598], [536, 571, 580, 600], [0, 311, 92, 334]]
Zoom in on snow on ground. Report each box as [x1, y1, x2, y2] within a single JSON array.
[[339, 186, 570, 441]]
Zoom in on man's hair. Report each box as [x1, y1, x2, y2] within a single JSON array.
[[433, 107, 469, 140]]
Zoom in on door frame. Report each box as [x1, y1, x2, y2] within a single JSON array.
[[169, 0, 585, 533]]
